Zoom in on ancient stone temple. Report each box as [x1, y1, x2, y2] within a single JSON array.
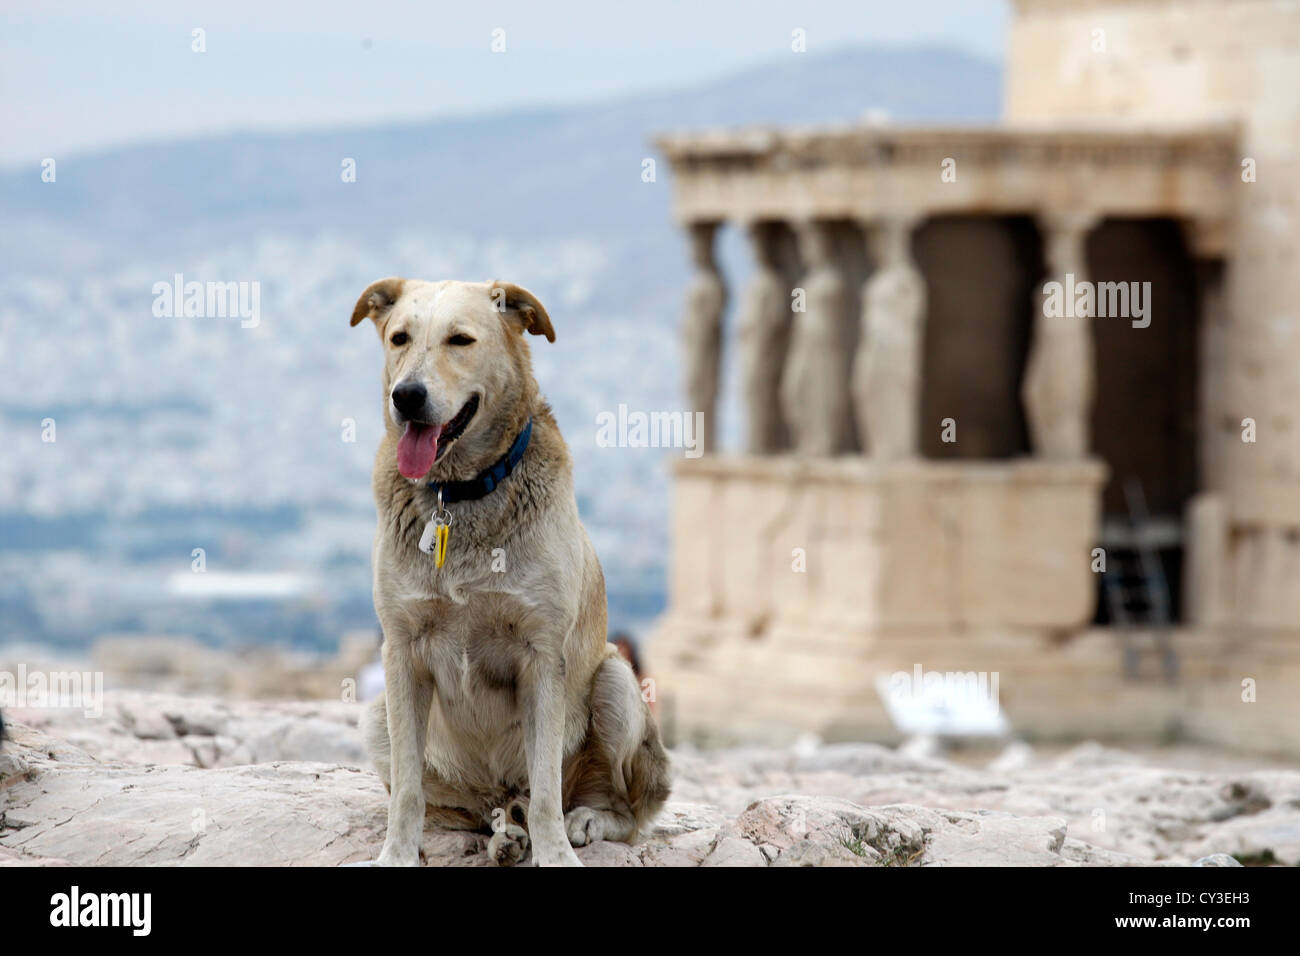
[[649, 0, 1300, 754]]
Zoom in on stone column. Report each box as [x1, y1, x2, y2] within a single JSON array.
[[1193, 257, 1229, 492], [682, 220, 726, 454], [781, 220, 854, 456], [1185, 491, 1229, 627], [852, 215, 927, 460], [737, 221, 792, 453], [1186, 251, 1231, 628], [1022, 212, 1099, 459]]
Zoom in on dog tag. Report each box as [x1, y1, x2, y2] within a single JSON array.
[[433, 522, 450, 568], [419, 509, 453, 568]]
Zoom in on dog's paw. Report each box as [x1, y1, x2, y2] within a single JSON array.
[[487, 824, 530, 867], [374, 843, 422, 867], [532, 843, 584, 867], [564, 806, 604, 847]]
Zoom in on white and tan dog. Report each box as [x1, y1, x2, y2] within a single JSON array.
[[352, 278, 670, 867]]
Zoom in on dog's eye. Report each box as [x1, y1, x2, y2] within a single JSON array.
[[447, 334, 476, 346], [389, 332, 409, 346]]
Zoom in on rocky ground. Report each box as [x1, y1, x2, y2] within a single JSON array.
[[2, 691, 1297, 866]]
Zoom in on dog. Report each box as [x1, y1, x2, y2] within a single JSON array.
[[351, 278, 670, 866]]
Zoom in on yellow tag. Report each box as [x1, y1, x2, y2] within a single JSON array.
[[434, 523, 450, 568]]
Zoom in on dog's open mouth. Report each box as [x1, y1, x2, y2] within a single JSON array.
[[395, 395, 479, 479], [435, 396, 479, 459]]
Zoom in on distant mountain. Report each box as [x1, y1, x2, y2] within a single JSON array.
[[0, 47, 999, 267]]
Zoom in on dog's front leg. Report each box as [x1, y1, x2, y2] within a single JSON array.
[[376, 638, 432, 867], [522, 650, 582, 867]]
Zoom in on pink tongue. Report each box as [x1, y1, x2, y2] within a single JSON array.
[[397, 422, 444, 479]]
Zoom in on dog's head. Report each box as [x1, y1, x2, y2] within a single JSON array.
[[351, 278, 555, 480]]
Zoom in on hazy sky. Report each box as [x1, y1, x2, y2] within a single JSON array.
[[1, 1, 1007, 164]]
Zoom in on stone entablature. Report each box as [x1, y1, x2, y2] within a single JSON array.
[[656, 125, 1240, 241]]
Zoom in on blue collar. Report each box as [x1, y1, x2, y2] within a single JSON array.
[[428, 418, 532, 504]]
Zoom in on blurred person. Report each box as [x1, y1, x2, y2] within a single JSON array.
[[610, 630, 656, 718]]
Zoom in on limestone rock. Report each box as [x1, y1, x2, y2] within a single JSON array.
[[914, 807, 1068, 867], [701, 836, 769, 867], [9, 690, 365, 768], [5, 693, 1300, 867], [1192, 813, 1300, 866]]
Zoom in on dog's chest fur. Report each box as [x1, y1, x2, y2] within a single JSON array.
[[414, 594, 530, 706], [406, 592, 548, 786]]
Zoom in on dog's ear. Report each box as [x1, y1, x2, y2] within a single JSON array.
[[350, 277, 406, 328], [489, 282, 555, 343]]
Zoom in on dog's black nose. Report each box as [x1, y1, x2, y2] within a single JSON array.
[[391, 381, 428, 419]]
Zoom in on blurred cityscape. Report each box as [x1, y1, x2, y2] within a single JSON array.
[[0, 48, 999, 655]]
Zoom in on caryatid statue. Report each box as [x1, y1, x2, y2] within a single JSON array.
[[1022, 212, 1099, 459], [737, 221, 792, 453], [681, 220, 726, 453], [852, 216, 927, 460], [781, 219, 853, 455]]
